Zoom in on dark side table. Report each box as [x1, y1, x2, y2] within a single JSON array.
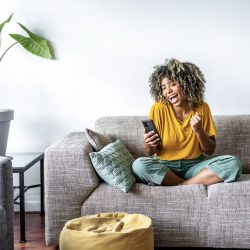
[[11, 152, 44, 243]]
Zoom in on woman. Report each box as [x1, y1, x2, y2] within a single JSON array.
[[132, 58, 242, 186]]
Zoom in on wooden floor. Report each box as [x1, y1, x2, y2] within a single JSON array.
[[14, 213, 58, 250]]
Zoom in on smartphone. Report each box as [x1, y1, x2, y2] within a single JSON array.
[[141, 119, 162, 142]]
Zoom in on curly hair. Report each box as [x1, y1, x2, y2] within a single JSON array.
[[149, 58, 206, 109]]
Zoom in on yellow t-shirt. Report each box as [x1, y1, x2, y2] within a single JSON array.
[[148, 102, 217, 160]]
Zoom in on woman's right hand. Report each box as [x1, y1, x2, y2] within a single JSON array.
[[144, 129, 161, 147]]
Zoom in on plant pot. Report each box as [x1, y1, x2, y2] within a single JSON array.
[[0, 109, 14, 156]]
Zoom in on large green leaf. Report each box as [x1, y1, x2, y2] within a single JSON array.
[[9, 23, 52, 59]]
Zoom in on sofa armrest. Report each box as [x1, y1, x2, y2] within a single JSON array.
[[45, 132, 100, 245], [0, 157, 14, 250]]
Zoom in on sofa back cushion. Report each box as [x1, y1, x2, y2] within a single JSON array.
[[95, 115, 250, 174], [210, 115, 250, 174], [95, 116, 147, 159]]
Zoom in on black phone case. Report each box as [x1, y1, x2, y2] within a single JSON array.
[[141, 119, 162, 142]]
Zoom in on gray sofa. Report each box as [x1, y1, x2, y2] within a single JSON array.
[[45, 115, 250, 248], [0, 157, 14, 250]]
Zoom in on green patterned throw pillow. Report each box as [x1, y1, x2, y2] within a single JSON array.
[[89, 140, 136, 192]]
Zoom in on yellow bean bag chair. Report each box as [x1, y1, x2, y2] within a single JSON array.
[[59, 212, 154, 250]]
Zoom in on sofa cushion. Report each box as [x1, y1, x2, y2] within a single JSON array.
[[208, 116, 250, 174], [81, 183, 209, 247], [95, 116, 147, 159], [89, 140, 136, 193], [85, 128, 112, 151], [207, 174, 250, 249]]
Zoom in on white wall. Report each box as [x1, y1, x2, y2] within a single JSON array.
[[1, 0, 250, 211]]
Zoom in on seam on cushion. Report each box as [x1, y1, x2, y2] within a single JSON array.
[[205, 185, 208, 197]]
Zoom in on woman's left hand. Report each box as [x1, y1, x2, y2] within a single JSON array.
[[190, 112, 203, 134]]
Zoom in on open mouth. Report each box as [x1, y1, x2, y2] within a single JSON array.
[[168, 94, 179, 104]]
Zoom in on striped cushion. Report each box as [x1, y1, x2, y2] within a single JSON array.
[[85, 128, 112, 151]]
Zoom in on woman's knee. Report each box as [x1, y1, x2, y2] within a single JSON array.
[[224, 155, 242, 181], [230, 156, 242, 179], [132, 157, 148, 177]]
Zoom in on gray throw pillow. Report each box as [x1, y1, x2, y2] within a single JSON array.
[[89, 140, 136, 192], [85, 128, 112, 151]]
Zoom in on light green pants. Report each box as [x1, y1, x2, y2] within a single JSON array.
[[132, 154, 242, 185]]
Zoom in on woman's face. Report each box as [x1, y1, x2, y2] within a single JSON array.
[[161, 77, 187, 107]]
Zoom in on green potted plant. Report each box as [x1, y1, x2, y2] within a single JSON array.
[[0, 13, 53, 156]]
